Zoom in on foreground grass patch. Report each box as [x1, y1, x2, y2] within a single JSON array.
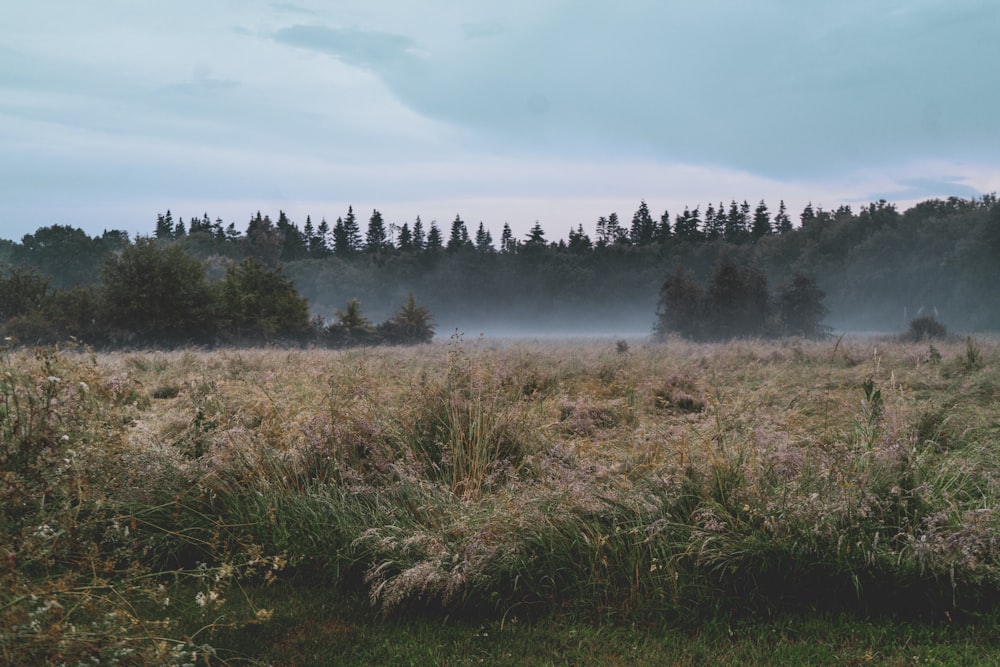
[[4, 336, 1000, 663], [188, 580, 1000, 666]]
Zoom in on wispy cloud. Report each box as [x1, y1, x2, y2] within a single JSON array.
[[273, 25, 417, 68]]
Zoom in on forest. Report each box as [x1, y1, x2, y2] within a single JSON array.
[[1, 194, 998, 346]]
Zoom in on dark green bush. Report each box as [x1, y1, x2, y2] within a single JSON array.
[[906, 315, 947, 341]]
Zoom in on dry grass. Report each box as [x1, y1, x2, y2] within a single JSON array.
[[4, 335, 1000, 661]]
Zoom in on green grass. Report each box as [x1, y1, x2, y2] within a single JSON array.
[[186, 579, 1000, 666]]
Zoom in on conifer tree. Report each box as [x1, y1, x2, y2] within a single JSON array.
[[317, 218, 331, 249], [474, 222, 494, 253], [425, 221, 443, 252], [398, 222, 414, 251], [657, 210, 672, 244], [155, 211, 174, 239], [606, 212, 626, 244], [343, 206, 362, 252], [447, 215, 470, 252], [412, 216, 425, 250], [303, 215, 317, 255], [365, 208, 388, 253], [751, 200, 772, 241], [800, 202, 816, 228], [774, 200, 793, 233], [630, 200, 657, 245], [568, 224, 592, 253], [500, 222, 516, 254], [332, 217, 351, 256], [703, 203, 723, 240], [524, 221, 547, 247]]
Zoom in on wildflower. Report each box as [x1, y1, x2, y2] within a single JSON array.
[[33, 524, 56, 539], [214, 562, 234, 582], [255, 608, 273, 622], [195, 591, 207, 607]]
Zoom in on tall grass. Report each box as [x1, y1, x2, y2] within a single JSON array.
[[4, 336, 1000, 662]]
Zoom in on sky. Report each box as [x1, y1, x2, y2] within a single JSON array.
[[2, 0, 999, 244]]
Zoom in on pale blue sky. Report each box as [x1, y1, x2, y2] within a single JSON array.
[[2, 0, 997, 243]]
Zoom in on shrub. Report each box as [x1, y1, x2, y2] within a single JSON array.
[[906, 315, 947, 341], [219, 258, 312, 343], [100, 237, 217, 345], [377, 292, 435, 344]]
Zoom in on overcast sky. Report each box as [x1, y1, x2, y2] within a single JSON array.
[[2, 0, 998, 244]]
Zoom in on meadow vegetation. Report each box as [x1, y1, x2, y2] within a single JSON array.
[[3, 335, 1000, 664]]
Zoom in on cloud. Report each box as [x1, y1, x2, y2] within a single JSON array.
[[273, 25, 417, 68], [268, 2, 1000, 179], [271, 2, 318, 16], [868, 177, 984, 204], [461, 19, 505, 39]]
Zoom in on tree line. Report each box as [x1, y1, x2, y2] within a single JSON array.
[[0, 239, 433, 348], [141, 197, 795, 262], [2, 193, 999, 343]]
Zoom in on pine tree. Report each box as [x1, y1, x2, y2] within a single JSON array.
[[155, 211, 174, 240], [303, 215, 317, 256], [343, 206, 362, 252], [751, 200, 772, 241], [724, 200, 745, 243], [774, 200, 793, 233], [606, 212, 627, 244], [657, 210, 672, 244], [703, 203, 723, 240], [525, 220, 547, 246], [412, 216, 425, 250], [595, 216, 609, 247], [799, 202, 816, 228], [365, 208, 388, 253], [377, 292, 435, 344], [447, 215, 470, 252], [630, 200, 657, 245], [674, 207, 702, 241], [474, 222, 494, 253], [245, 212, 284, 265], [398, 222, 414, 251], [500, 223, 516, 254], [568, 224, 592, 253], [276, 211, 307, 260], [425, 221, 443, 252], [332, 217, 350, 256]]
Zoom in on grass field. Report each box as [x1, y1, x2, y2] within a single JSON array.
[[4, 335, 1000, 664]]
